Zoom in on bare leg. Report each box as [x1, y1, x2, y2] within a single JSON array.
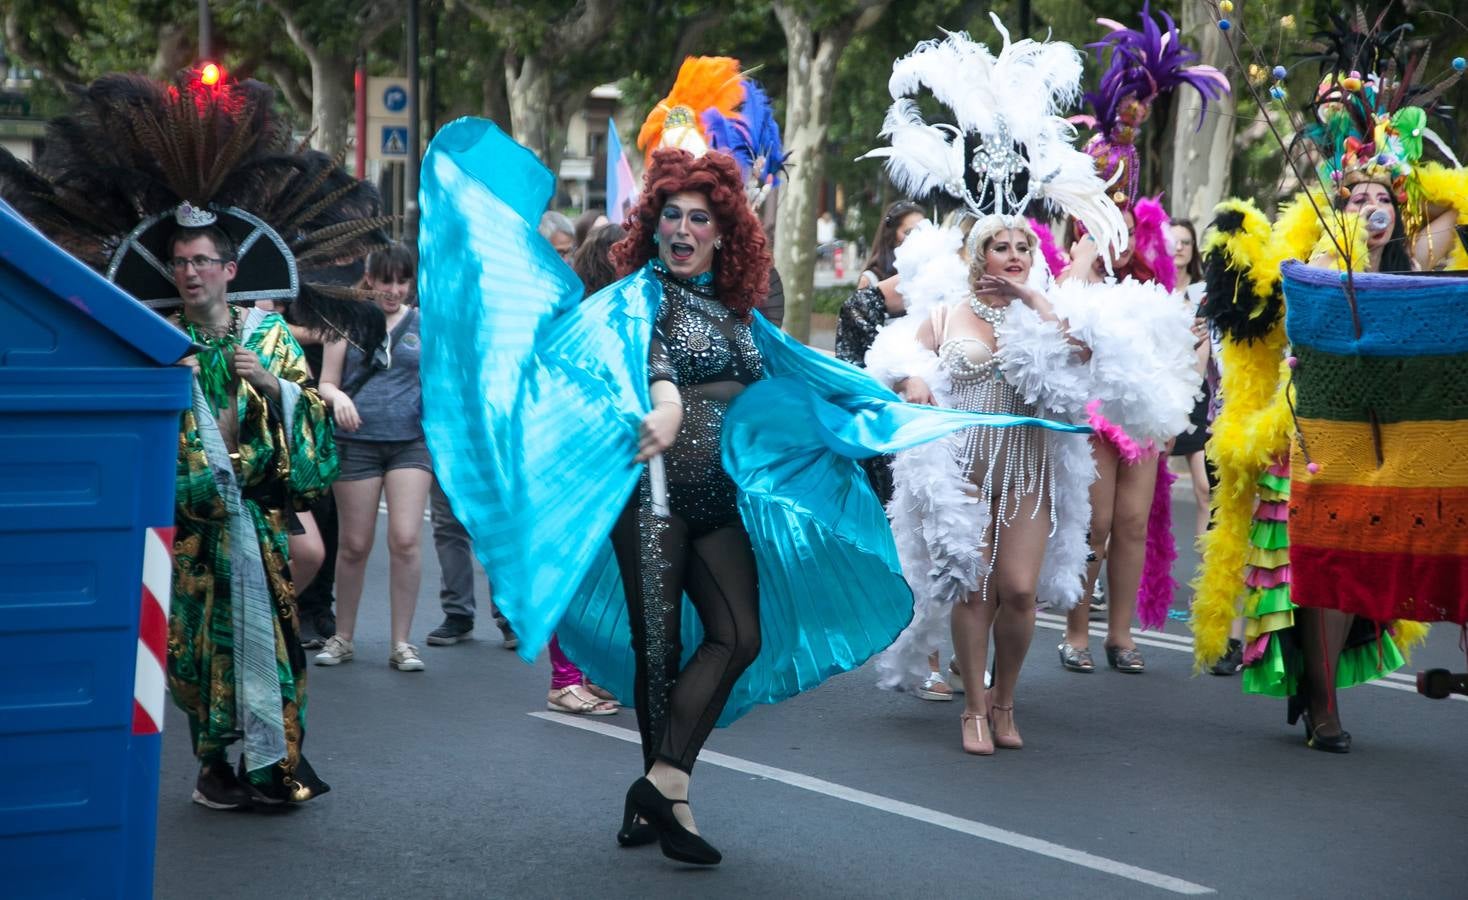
[[382, 467, 432, 646], [951, 592, 1000, 716], [1066, 439, 1119, 648], [288, 510, 325, 592], [1105, 455, 1159, 652], [331, 476, 384, 641], [988, 486, 1049, 746], [952, 480, 1004, 718], [1188, 451, 1210, 537]]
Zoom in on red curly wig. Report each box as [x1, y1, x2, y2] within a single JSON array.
[[612, 148, 771, 317]]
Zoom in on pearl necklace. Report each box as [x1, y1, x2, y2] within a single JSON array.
[[969, 296, 1006, 327]]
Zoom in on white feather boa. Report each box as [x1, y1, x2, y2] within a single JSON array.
[[875, 432, 982, 690], [1048, 277, 1203, 445]]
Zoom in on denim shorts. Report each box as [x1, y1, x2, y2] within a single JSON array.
[[336, 437, 434, 481]]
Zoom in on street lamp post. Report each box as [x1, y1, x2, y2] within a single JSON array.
[[198, 0, 212, 59], [405, 0, 420, 243]]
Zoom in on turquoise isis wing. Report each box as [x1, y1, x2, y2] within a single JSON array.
[[418, 117, 649, 661]]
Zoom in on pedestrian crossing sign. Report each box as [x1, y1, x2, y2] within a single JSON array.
[[382, 126, 409, 156]]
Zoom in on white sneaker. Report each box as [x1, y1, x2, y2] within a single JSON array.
[[314, 635, 354, 666], [389, 642, 425, 672]]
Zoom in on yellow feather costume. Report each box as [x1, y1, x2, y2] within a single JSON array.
[[1190, 194, 1431, 674], [1415, 163, 1468, 272]]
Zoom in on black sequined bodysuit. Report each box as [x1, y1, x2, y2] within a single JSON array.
[[648, 266, 764, 535], [608, 261, 766, 776]]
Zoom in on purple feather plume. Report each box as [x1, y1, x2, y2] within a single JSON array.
[[1083, 3, 1230, 136]]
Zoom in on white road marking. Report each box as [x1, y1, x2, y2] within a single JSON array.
[[1033, 612, 1466, 701], [529, 711, 1215, 895]]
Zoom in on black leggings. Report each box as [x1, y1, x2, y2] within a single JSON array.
[[609, 479, 761, 774]]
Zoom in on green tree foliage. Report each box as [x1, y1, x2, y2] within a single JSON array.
[[5, 0, 1463, 283], [2, 0, 199, 115]]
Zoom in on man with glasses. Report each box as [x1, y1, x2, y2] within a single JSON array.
[[0, 67, 389, 815], [165, 213, 339, 810]]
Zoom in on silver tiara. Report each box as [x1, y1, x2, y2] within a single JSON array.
[[174, 202, 218, 228]]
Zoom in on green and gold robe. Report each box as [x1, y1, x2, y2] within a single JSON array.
[[166, 309, 337, 795]]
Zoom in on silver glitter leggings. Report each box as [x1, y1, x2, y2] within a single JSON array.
[[609, 478, 762, 774]]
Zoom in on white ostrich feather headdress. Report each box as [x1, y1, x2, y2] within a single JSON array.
[[862, 15, 1128, 260]]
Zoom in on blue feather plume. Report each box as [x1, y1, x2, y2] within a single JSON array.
[[704, 78, 788, 187]]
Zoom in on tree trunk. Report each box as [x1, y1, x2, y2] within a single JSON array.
[[309, 53, 356, 158], [772, 1, 889, 341], [505, 52, 554, 164], [268, 1, 361, 158], [263, 63, 312, 121], [1169, 0, 1238, 226]]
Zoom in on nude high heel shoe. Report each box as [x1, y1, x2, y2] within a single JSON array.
[[960, 711, 994, 755], [987, 690, 1023, 750]]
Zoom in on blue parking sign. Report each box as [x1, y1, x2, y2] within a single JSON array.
[[382, 126, 409, 156]]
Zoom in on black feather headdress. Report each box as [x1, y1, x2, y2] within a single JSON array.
[[0, 68, 391, 348]]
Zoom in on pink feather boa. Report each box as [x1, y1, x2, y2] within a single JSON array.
[[1029, 217, 1068, 279], [1086, 399, 1151, 463], [1137, 454, 1178, 630], [1128, 195, 1177, 293]]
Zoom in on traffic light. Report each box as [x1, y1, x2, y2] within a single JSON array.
[[199, 62, 222, 86]]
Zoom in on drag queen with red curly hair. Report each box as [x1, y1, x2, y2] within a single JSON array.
[[603, 148, 773, 860], [419, 58, 1090, 868]]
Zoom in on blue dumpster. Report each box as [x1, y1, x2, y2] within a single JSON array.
[[0, 200, 192, 898]]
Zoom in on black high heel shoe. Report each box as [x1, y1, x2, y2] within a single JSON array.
[[1289, 693, 1352, 753], [1286, 693, 1305, 727], [616, 794, 658, 848], [626, 777, 722, 865], [1301, 710, 1352, 754]]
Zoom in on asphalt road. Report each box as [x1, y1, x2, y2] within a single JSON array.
[[153, 486, 1468, 899]]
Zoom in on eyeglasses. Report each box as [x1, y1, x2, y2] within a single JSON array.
[[169, 255, 228, 271]]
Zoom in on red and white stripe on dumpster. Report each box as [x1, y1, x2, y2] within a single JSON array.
[[132, 526, 174, 735]]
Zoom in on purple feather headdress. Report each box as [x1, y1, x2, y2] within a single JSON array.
[[1074, 3, 1230, 206], [704, 78, 788, 202]]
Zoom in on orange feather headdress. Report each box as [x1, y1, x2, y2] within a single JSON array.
[[637, 56, 744, 165]]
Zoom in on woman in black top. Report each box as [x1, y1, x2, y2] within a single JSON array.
[[834, 200, 924, 365]]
